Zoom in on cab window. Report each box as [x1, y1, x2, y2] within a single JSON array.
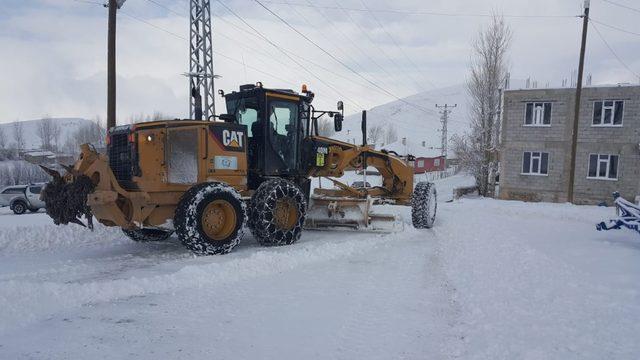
[[269, 100, 298, 136], [29, 186, 42, 194], [267, 99, 299, 171], [238, 108, 258, 137]]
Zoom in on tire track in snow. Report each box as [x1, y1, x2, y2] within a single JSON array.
[[0, 233, 389, 335]]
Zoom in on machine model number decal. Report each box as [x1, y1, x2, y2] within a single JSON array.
[[214, 156, 238, 170]]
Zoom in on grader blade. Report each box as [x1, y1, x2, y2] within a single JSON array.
[[304, 195, 403, 233]]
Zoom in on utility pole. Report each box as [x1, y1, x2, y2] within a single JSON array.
[[436, 103, 456, 165], [106, 0, 126, 130], [188, 0, 216, 121], [567, 0, 590, 203]]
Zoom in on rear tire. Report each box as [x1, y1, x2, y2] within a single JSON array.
[[249, 179, 306, 246], [174, 182, 246, 255], [12, 201, 27, 215], [122, 228, 173, 242], [412, 182, 437, 229]]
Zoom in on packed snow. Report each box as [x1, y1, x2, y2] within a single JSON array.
[[0, 174, 639, 359]]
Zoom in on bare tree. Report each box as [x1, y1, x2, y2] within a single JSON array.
[[129, 112, 168, 124], [384, 124, 398, 145], [63, 116, 107, 154], [37, 116, 54, 151], [461, 14, 511, 196], [368, 124, 385, 145], [51, 120, 62, 151], [0, 161, 49, 186], [13, 120, 25, 151], [0, 126, 7, 150]]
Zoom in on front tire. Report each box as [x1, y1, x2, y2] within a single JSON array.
[[249, 179, 306, 246], [174, 182, 246, 255], [122, 228, 173, 242], [412, 182, 437, 229], [12, 201, 27, 215]]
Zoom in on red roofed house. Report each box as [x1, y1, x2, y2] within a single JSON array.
[[380, 139, 445, 174]]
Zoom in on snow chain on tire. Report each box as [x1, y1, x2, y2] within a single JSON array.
[[122, 228, 173, 242], [249, 179, 307, 246], [411, 181, 437, 229], [174, 182, 246, 255]]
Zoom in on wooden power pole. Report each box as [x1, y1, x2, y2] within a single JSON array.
[[107, 0, 126, 130], [567, 0, 590, 203]]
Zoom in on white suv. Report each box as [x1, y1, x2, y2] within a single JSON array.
[[0, 184, 46, 214]]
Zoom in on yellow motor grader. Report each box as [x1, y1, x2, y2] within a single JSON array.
[[42, 83, 437, 255]]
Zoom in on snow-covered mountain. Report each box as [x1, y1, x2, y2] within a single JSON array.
[[0, 118, 92, 150], [334, 84, 470, 156]]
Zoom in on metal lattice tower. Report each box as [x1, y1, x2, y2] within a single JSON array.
[[435, 104, 456, 160], [189, 0, 215, 120]]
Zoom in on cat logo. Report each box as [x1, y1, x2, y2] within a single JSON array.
[[222, 130, 244, 148]]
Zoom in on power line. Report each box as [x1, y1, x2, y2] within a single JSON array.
[[135, 0, 377, 109], [357, 0, 439, 91], [253, 0, 437, 116], [117, 12, 302, 87], [70, 0, 104, 5], [296, 0, 409, 94], [215, 0, 365, 110], [600, 0, 640, 14], [260, 1, 577, 18], [143, 0, 184, 17], [591, 22, 640, 79], [590, 18, 640, 37]]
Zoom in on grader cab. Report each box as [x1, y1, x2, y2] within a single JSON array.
[[42, 83, 437, 255]]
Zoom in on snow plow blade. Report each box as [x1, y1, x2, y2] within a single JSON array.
[[304, 195, 402, 233]]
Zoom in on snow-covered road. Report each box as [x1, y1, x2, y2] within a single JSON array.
[[0, 174, 639, 359]]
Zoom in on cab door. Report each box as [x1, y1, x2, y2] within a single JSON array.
[[264, 93, 301, 175]]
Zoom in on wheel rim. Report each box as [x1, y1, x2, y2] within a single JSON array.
[[202, 200, 237, 241], [15, 204, 23, 212], [274, 198, 298, 230]]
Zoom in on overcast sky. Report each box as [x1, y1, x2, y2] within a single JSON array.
[[0, 0, 638, 123]]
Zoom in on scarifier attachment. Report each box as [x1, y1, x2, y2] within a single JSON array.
[[304, 194, 402, 233]]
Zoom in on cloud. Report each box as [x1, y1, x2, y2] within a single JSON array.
[[0, 0, 638, 123]]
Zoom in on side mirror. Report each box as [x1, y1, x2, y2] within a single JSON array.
[[337, 101, 344, 111], [334, 113, 343, 132]]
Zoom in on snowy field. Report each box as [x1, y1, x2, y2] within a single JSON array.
[[0, 174, 639, 359]]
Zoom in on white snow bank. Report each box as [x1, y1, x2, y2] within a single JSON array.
[[0, 231, 396, 334], [436, 198, 640, 359], [0, 220, 126, 254]]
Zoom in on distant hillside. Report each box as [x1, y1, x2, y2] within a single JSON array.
[[334, 84, 470, 157], [0, 118, 92, 150]]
